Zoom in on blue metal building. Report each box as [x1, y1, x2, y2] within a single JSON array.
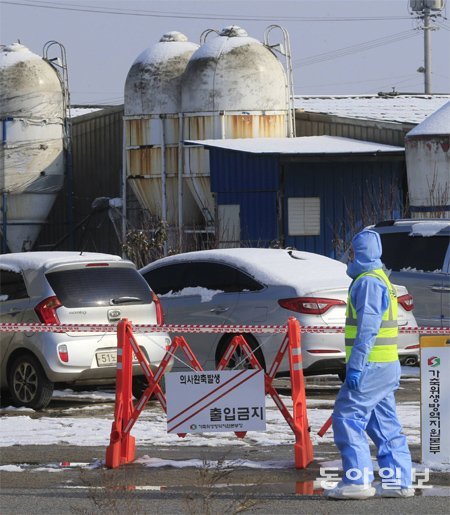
[[189, 136, 406, 258]]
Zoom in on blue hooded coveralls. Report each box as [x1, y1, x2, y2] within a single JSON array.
[[332, 230, 412, 487]]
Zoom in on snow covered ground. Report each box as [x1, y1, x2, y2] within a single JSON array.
[[2, 366, 446, 475], [0, 368, 421, 447], [0, 390, 419, 448]]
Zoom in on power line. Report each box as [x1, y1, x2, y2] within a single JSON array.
[[294, 30, 420, 68], [301, 73, 421, 89], [375, 77, 424, 93], [435, 21, 450, 31], [1, 0, 415, 22]]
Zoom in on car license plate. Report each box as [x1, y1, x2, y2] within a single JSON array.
[[96, 350, 138, 367]]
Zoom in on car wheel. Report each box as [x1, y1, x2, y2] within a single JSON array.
[[216, 334, 266, 371], [8, 354, 54, 410], [132, 375, 165, 400]]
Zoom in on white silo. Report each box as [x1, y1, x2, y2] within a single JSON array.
[[405, 101, 450, 218], [0, 43, 65, 252], [181, 25, 291, 225], [124, 32, 200, 246]]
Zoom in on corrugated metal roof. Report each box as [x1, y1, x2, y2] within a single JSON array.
[[294, 94, 450, 125], [70, 107, 103, 118], [186, 136, 404, 154]]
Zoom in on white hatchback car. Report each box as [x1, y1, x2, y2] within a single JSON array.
[[0, 252, 171, 409], [140, 248, 419, 378]]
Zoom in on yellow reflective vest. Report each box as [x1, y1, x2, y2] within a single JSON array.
[[345, 268, 398, 363]]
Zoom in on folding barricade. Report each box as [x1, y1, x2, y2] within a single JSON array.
[[0, 321, 446, 465], [105, 317, 314, 470]]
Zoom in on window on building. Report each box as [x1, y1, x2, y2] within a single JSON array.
[[218, 204, 240, 248], [287, 197, 320, 236]]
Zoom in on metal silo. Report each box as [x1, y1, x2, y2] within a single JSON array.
[[0, 43, 65, 252], [405, 101, 450, 218], [181, 25, 293, 226], [124, 32, 200, 247]]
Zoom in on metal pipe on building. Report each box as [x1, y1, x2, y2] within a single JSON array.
[[160, 115, 168, 255], [178, 113, 183, 250], [1, 192, 7, 254], [220, 111, 226, 139], [121, 122, 127, 257], [1, 122, 7, 253]]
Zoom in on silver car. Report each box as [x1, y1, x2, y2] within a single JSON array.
[[140, 248, 419, 378], [0, 252, 171, 409], [368, 219, 450, 327]]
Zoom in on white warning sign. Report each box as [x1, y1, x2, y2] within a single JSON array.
[[165, 370, 266, 434]]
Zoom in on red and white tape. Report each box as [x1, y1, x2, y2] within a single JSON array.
[[0, 323, 448, 335]]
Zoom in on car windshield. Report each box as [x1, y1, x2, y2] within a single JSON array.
[[46, 267, 152, 307]]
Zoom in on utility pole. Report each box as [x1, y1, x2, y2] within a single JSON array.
[[423, 8, 432, 94], [409, 0, 444, 94]]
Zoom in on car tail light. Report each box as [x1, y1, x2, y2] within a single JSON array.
[[85, 263, 110, 267], [58, 344, 69, 363], [398, 294, 414, 311], [35, 296, 62, 324], [278, 297, 346, 315], [405, 344, 420, 350], [152, 291, 164, 325]]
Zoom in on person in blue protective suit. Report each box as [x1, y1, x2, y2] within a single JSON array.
[[326, 229, 414, 500]]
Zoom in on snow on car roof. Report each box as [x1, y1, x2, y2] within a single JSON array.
[[369, 219, 450, 236], [0, 252, 123, 273], [409, 221, 450, 237], [142, 248, 351, 294]]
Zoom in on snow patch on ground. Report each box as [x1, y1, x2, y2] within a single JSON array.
[[0, 406, 34, 413], [52, 389, 116, 401], [135, 456, 293, 469], [0, 465, 25, 472], [0, 396, 420, 448]]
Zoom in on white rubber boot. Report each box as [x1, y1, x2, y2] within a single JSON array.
[[325, 481, 376, 500], [375, 483, 415, 497]]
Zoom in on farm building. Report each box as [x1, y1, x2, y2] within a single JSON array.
[[33, 94, 449, 257], [187, 136, 405, 258]]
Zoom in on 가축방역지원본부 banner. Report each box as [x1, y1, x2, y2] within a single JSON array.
[[420, 335, 450, 466]]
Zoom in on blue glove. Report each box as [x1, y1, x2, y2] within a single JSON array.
[[345, 368, 362, 390]]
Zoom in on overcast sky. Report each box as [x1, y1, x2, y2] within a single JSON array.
[[1, 0, 449, 105]]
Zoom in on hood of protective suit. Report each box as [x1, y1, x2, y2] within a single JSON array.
[[347, 229, 383, 279]]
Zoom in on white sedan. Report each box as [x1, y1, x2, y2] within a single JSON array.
[[140, 248, 419, 378]]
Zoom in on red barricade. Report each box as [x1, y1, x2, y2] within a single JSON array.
[[105, 317, 314, 470], [318, 415, 333, 437]]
